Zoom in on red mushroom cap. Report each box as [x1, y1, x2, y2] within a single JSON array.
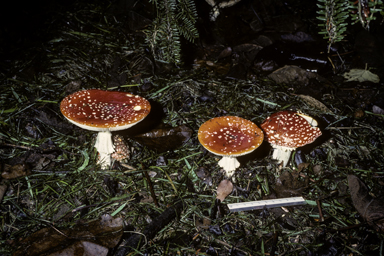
[[60, 89, 151, 131], [260, 111, 322, 148], [198, 116, 264, 156]]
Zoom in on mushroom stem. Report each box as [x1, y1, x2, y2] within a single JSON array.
[[94, 130, 115, 169], [218, 156, 240, 178], [271, 145, 295, 167]]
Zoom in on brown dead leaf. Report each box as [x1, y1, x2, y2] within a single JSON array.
[[2, 164, 31, 179], [0, 183, 7, 202], [193, 59, 231, 75], [139, 191, 154, 203], [348, 175, 384, 232], [268, 65, 326, 85], [13, 214, 123, 256], [134, 125, 192, 152], [312, 165, 323, 176], [296, 94, 332, 113], [195, 217, 211, 231], [195, 166, 212, 186], [373, 105, 384, 116], [216, 179, 233, 202], [48, 241, 108, 256], [297, 162, 310, 172], [274, 170, 308, 198]]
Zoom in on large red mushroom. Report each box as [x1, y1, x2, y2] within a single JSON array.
[[260, 110, 322, 167], [198, 116, 264, 178], [60, 89, 150, 168]]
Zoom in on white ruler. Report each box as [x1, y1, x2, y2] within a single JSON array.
[[227, 196, 307, 212]]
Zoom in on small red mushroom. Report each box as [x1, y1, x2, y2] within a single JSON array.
[[260, 111, 322, 167], [60, 89, 150, 168], [198, 116, 264, 178]]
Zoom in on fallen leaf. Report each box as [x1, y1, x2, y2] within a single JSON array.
[[268, 65, 326, 85], [274, 170, 308, 198], [2, 164, 31, 179], [343, 69, 380, 83], [193, 59, 231, 75], [312, 165, 323, 176], [348, 175, 384, 232], [195, 166, 212, 186], [0, 183, 7, 202], [296, 94, 332, 113], [354, 109, 365, 119], [195, 217, 211, 230], [217, 47, 232, 59], [48, 241, 108, 256], [216, 179, 233, 202], [372, 105, 384, 115], [13, 214, 123, 256], [297, 162, 310, 172], [134, 125, 192, 152]]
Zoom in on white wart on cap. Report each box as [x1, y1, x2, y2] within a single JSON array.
[[60, 89, 150, 168], [261, 110, 322, 167], [198, 116, 264, 178]]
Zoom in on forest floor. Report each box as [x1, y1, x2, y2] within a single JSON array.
[[1, 0, 384, 255]]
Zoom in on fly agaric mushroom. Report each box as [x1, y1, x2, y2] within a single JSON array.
[[260, 111, 322, 167], [198, 116, 264, 178], [60, 89, 150, 168]]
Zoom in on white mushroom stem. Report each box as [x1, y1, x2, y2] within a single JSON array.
[[271, 145, 295, 167], [218, 156, 240, 178], [94, 130, 115, 169]]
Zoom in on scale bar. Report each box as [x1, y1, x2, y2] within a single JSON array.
[[227, 196, 307, 212]]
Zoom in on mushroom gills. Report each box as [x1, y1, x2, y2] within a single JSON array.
[[296, 112, 318, 127]]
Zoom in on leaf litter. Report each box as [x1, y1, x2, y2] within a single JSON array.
[[343, 68, 380, 83], [1, 1, 384, 255], [13, 214, 123, 256]]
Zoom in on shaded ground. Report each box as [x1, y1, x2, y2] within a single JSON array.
[[1, 0, 384, 255]]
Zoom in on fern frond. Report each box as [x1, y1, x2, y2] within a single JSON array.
[[350, 0, 383, 29], [317, 0, 384, 52], [176, 0, 199, 42], [316, 0, 350, 52], [144, 0, 199, 64]]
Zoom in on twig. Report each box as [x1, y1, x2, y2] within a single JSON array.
[[336, 223, 364, 231], [49, 224, 69, 238], [200, 232, 250, 255], [0, 142, 78, 155], [144, 170, 159, 207], [326, 127, 365, 130], [316, 199, 325, 222], [269, 231, 278, 256], [0, 142, 33, 150]]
